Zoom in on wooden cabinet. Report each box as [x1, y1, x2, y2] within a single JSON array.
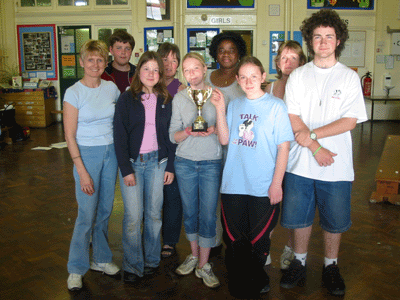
[[0, 87, 57, 128]]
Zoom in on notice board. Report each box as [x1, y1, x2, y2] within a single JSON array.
[[339, 31, 366, 67], [307, 0, 374, 10]]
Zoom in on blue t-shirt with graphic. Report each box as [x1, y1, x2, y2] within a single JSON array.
[[220, 92, 294, 197]]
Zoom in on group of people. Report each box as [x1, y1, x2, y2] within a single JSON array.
[[64, 8, 367, 298]]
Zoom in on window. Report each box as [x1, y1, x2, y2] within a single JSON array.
[[21, 0, 51, 7], [96, 0, 128, 5], [20, 0, 129, 8], [97, 28, 128, 45], [58, 0, 89, 6]]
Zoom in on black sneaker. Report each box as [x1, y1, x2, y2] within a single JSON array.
[[144, 266, 158, 275], [123, 271, 139, 283], [322, 263, 346, 296], [280, 259, 306, 289], [260, 276, 270, 294]]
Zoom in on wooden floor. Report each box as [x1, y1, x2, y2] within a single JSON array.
[[1, 121, 400, 300]]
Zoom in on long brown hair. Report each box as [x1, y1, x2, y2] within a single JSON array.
[[130, 51, 172, 104]]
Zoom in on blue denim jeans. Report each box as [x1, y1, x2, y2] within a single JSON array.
[[119, 151, 166, 276], [174, 156, 222, 248], [281, 172, 352, 233], [67, 144, 118, 275]]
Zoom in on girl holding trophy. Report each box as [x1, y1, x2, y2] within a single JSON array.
[[169, 52, 222, 288]]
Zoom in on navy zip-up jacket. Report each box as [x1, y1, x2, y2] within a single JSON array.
[[113, 91, 176, 177]]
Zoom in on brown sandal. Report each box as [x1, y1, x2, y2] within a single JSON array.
[[161, 245, 176, 258]]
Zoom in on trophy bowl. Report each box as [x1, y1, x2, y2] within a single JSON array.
[[187, 86, 213, 132]]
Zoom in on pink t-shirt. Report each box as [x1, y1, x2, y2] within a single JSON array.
[[140, 93, 158, 153]]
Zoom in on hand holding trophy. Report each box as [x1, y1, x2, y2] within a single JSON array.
[[187, 86, 213, 132]]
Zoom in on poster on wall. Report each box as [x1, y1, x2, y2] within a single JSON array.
[[308, 0, 374, 10], [187, 0, 255, 8], [147, 0, 170, 20], [17, 24, 58, 80]]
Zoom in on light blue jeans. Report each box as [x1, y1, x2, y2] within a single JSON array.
[[174, 156, 222, 248], [67, 144, 118, 275], [119, 151, 166, 276]]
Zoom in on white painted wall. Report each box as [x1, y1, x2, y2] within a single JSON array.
[[1, 0, 399, 120]]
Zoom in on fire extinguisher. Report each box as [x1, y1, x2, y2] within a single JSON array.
[[361, 71, 372, 97]]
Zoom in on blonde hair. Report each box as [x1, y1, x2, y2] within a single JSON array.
[[182, 52, 207, 69], [80, 39, 108, 62]]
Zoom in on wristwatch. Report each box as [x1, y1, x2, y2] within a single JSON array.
[[310, 130, 317, 141]]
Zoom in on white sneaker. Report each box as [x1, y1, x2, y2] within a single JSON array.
[[175, 254, 199, 275], [67, 273, 83, 291], [265, 253, 272, 265], [280, 246, 294, 270], [90, 262, 120, 275], [195, 263, 220, 288]]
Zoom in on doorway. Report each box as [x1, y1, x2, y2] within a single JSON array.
[[223, 30, 253, 56], [57, 26, 91, 105]]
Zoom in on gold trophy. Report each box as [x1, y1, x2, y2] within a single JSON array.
[[188, 86, 213, 132]]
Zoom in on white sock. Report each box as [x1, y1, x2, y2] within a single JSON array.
[[324, 257, 338, 267], [294, 252, 307, 266]]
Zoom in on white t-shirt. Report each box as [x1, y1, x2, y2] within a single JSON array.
[[284, 61, 367, 182]]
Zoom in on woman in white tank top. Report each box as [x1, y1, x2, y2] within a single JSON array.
[[265, 40, 307, 101]]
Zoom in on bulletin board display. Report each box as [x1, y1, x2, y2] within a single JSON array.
[[339, 31, 366, 67], [269, 31, 303, 74], [17, 24, 58, 80], [187, 28, 219, 69], [187, 0, 255, 9], [144, 27, 174, 52], [307, 0, 374, 10]]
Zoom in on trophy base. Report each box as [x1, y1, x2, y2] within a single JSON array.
[[192, 122, 208, 132]]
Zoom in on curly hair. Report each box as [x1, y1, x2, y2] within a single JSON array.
[[209, 31, 247, 62], [300, 9, 348, 58], [274, 40, 307, 79], [130, 51, 171, 104]]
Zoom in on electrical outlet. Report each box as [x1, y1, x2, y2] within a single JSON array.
[[269, 5, 280, 16]]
